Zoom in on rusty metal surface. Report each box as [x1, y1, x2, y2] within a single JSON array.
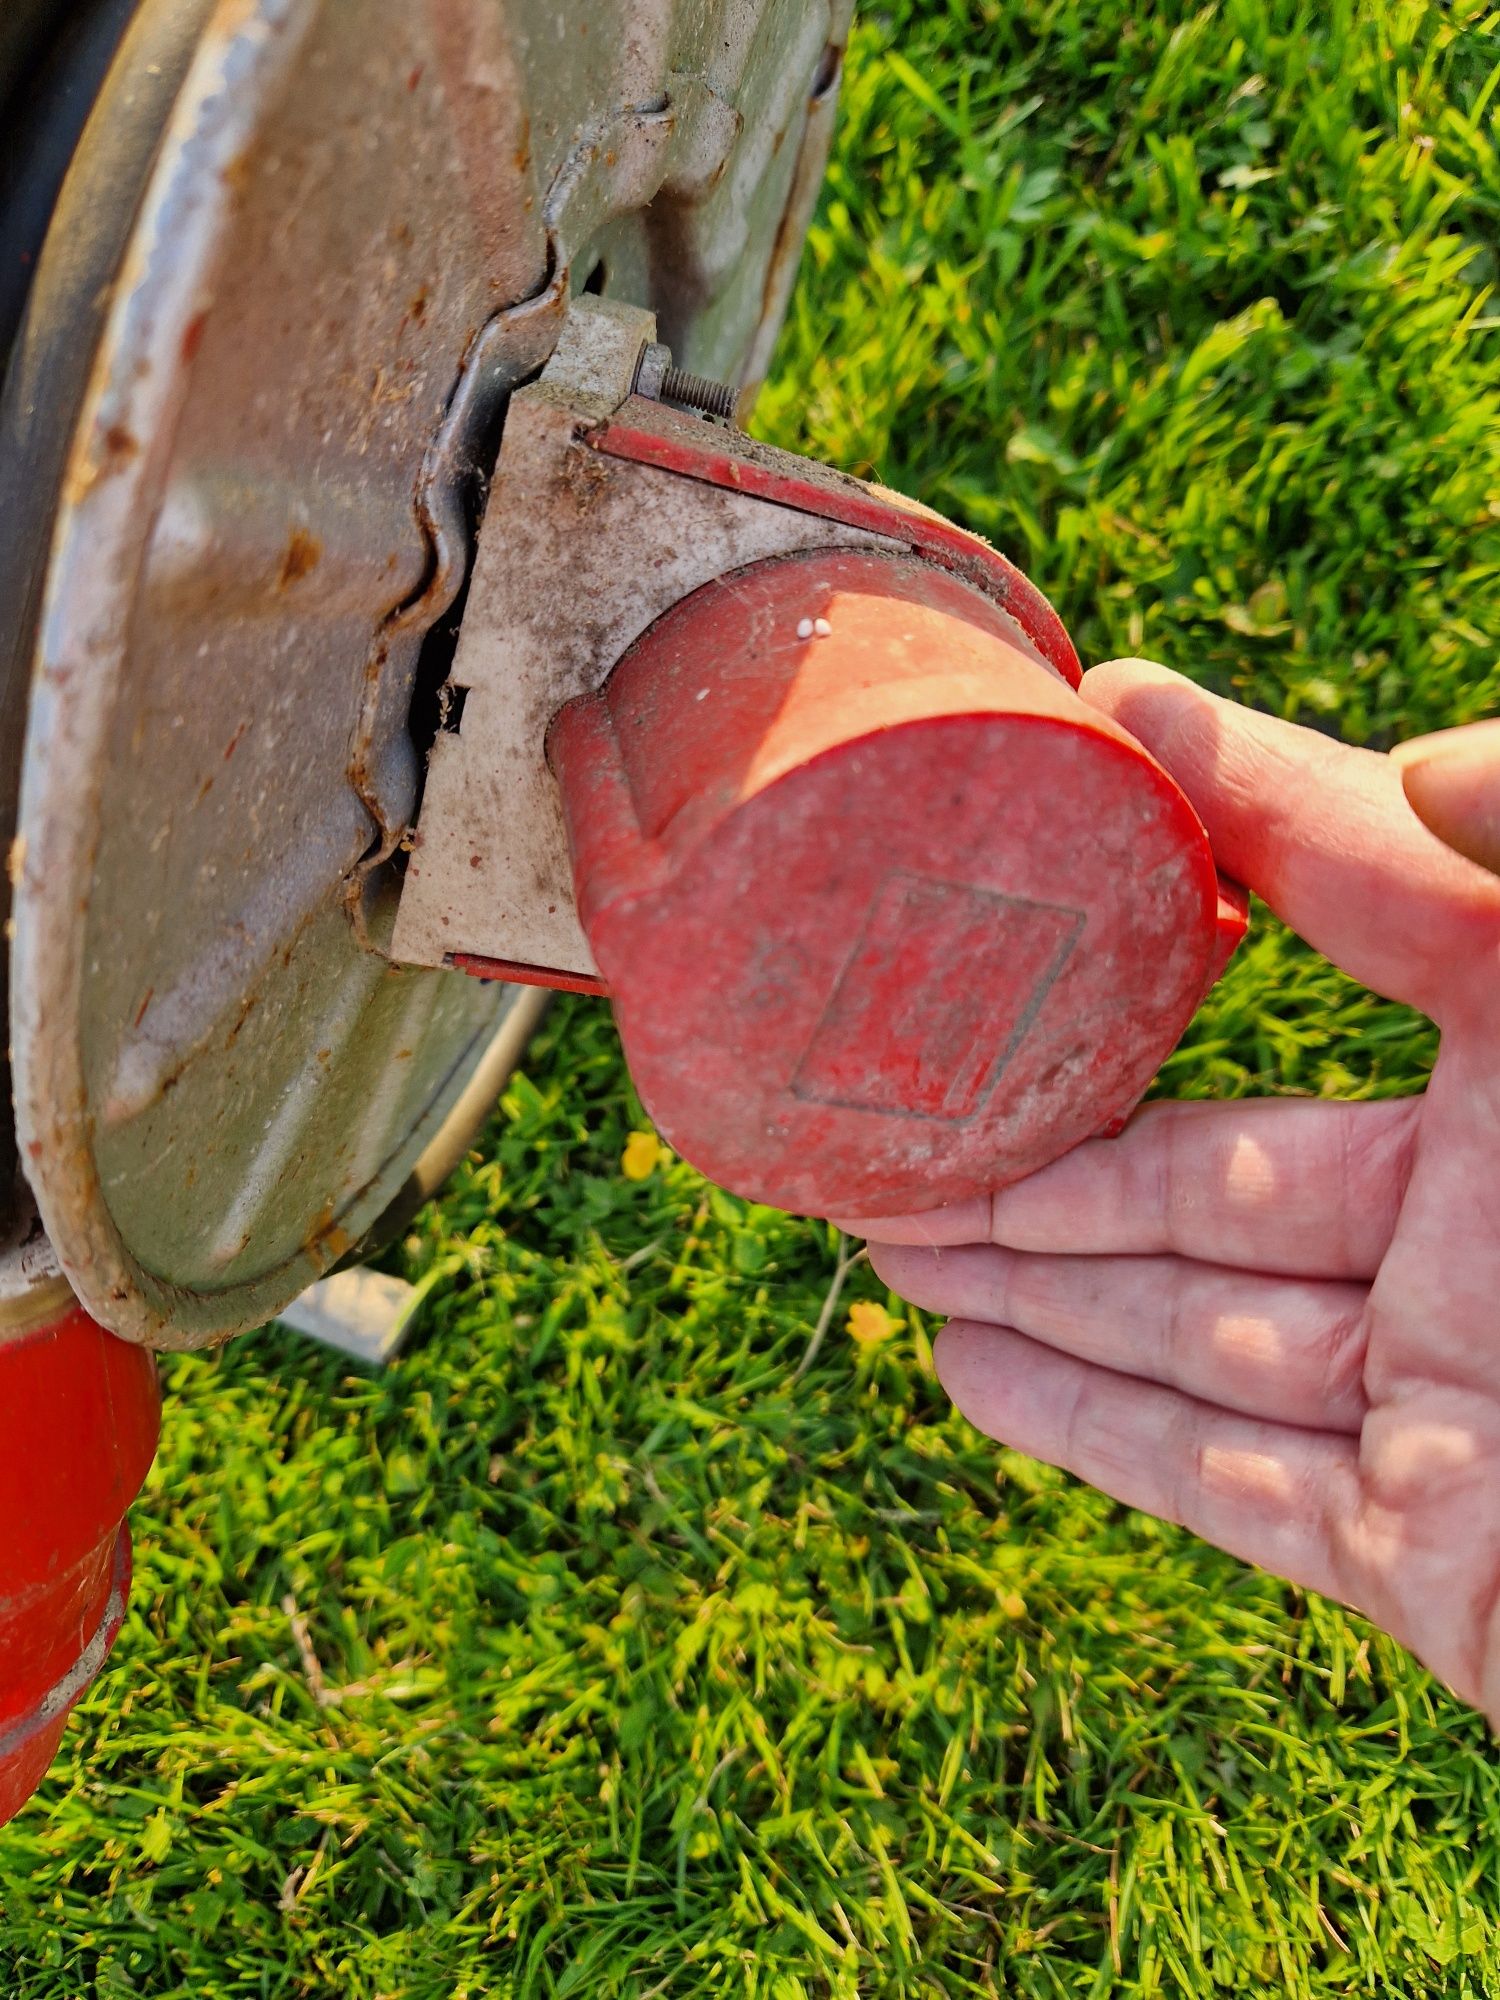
[[736, 10, 851, 404], [555, 0, 856, 395], [9, 0, 843, 1348], [390, 297, 890, 977], [0, 0, 221, 1256]]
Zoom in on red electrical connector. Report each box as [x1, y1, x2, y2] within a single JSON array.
[[551, 543, 1246, 1216], [403, 298, 1249, 1219]]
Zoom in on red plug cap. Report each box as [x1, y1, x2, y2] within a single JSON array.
[[550, 548, 1244, 1216]]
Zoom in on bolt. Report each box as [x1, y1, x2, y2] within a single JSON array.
[[633, 342, 736, 423], [660, 367, 736, 421]]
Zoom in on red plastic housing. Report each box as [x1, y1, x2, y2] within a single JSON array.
[[0, 1301, 160, 1825], [550, 547, 1245, 1216]]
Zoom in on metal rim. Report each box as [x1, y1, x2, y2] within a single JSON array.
[[0, 0, 221, 1247]]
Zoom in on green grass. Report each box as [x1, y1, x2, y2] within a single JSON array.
[[4, 1, 1500, 1993]]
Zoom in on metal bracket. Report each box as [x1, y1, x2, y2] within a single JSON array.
[[389, 296, 1081, 983], [388, 297, 893, 978]]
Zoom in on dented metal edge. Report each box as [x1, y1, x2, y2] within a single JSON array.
[[344, 262, 574, 936]]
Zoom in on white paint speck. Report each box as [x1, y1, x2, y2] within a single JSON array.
[[695, 688, 709, 700], [814, 617, 832, 638], [797, 618, 815, 639]]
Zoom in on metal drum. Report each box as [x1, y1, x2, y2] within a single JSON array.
[[0, 0, 853, 1348]]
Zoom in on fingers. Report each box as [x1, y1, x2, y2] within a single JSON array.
[[835, 1095, 1420, 1280], [935, 1319, 1361, 1603], [1393, 720, 1500, 881], [870, 1239, 1369, 1430], [1081, 660, 1500, 1016]]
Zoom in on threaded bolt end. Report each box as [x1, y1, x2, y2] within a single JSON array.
[[659, 367, 736, 422]]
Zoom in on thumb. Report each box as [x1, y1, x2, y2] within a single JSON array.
[[1392, 720, 1500, 880], [1078, 659, 1500, 1018]]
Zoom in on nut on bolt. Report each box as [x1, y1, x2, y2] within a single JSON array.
[[633, 341, 736, 423]]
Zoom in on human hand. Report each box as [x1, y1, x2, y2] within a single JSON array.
[[836, 661, 1500, 1724]]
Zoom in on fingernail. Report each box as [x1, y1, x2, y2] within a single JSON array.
[[1396, 728, 1500, 879], [1390, 718, 1500, 771]]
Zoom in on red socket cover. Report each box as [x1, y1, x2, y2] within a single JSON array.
[[549, 547, 1244, 1217]]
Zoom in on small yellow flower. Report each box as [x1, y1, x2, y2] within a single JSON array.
[[621, 1130, 664, 1181], [846, 1300, 896, 1347]]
